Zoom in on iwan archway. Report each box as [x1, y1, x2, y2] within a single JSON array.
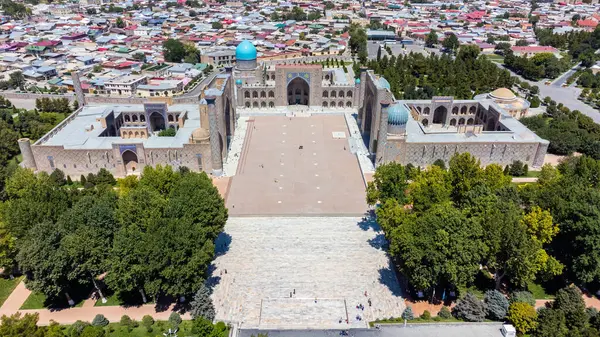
[[287, 77, 310, 106]]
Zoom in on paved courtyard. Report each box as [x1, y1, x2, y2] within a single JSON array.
[[210, 217, 405, 329], [226, 115, 368, 216]]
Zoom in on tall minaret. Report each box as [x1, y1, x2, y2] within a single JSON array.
[[71, 70, 86, 109]]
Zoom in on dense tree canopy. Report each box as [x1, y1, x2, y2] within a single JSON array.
[[363, 45, 514, 100], [371, 153, 563, 294], [2, 165, 227, 304]]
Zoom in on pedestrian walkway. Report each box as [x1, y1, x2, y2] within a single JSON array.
[[0, 280, 189, 326]]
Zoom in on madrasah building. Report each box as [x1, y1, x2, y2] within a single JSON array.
[[18, 40, 548, 177]]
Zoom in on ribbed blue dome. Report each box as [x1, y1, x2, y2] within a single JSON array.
[[235, 79, 242, 85], [388, 103, 410, 125], [379, 77, 391, 90], [355, 78, 361, 84], [236, 40, 257, 61]]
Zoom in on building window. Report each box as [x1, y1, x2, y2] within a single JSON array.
[[245, 102, 251, 108], [331, 91, 336, 98], [323, 91, 328, 98], [245, 91, 250, 98], [260, 91, 266, 98], [252, 91, 258, 98], [339, 90, 344, 98], [323, 101, 328, 107], [347, 90, 352, 97], [268, 91, 274, 98], [47, 156, 55, 169]]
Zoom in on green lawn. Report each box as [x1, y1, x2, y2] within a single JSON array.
[[0, 276, 23, 307], [486, 54, 505, 64], [94, 290, 153, 307], [20, 291, 85, 310], [94, 293, 122, 307], [528, 281, 556, 300]]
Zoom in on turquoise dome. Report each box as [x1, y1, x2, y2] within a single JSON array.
[[379, 77, 391, 90], [388, 103, 410, 125], [236, 40, 257, 61], [355, 78, 361, 84], [235, 79, 242, 85]]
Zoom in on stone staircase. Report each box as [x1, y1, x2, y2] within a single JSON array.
[[210, 217, 405, 329]]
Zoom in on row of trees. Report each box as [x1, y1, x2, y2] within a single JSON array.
[[0, 165, 228, 306], [504, 52, 570, 81], [270, 6, 322, 22], [34, 98, 73, 114], [362, 44, 513, 100], [349, 23, 368, 64], [535, 26, 600, 67], [430, 286, 600, 336], [520, 101, 600, 158], [0, 312, 228, 337], [374, 153, 600, 292]]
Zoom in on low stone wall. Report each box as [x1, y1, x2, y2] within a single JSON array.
[[2, 92, 75, 100]]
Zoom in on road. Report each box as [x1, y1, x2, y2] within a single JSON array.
[[495, 63, 600, 122], [551, 63, 580, 87]]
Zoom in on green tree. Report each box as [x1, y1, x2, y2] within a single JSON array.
[[425, 31, 438, 48], [49, 169, 66, 186], [59, 193, 119, 302], [507, 302, 537, 334], [8, 71, 24, 88], [212, 21, 223, 29], [401, 306, 414, 320], [532, 307, 568, 337], [442, 33, 460, 53], [141, 315, 154, 332], [169, 312, 182, 330], [484, 290, 509, 321], [91, 314, 109, 327], [365, 162, 408, 205], [0, 313, 41, 337], [510, 290, 536, 306], [16, 221, 71, 302], [452, 293, 487, 322], [190, 284, 216, 320], [553, 286, 587, 332], [95, 168, 116, 186], [162, 39, 187, 63], [389, 203, 484, 290], [407, 165, 451, 212], [116, 17, 125, 28], [448, 153, 483, 205]]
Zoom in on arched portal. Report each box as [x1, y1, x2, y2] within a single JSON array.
[[433, 106, 448, 125], [122, 150, 138, 173], [287, 77, 310, 105], [149, 112, 166, 132]]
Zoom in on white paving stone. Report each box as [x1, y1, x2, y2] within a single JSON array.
[[344, 113, 375, 174], [223, 116, 250, 176], [210, 217, 405, 329]]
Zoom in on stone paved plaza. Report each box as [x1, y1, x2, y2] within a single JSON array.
[[210, 217, 405, 329], [225, 115, 367, 216]]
